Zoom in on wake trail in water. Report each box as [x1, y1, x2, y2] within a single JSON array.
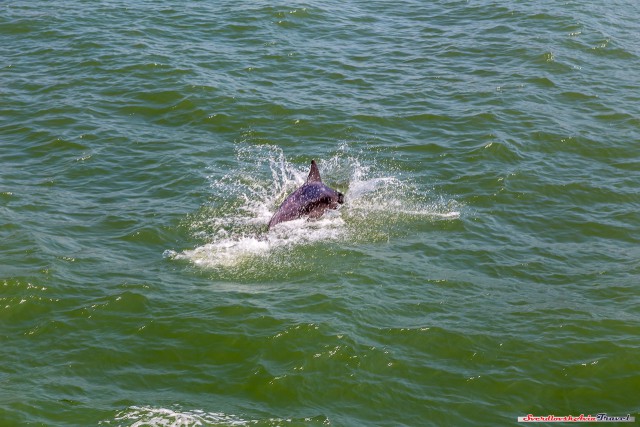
[[164, 145, 461, 270]]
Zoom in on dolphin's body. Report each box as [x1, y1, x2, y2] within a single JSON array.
[[268, 160, 344, 230]]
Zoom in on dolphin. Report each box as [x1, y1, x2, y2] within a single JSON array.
[[268, 160, 345, 230]]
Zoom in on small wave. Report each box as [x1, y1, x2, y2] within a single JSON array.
[[104, 405, 329, 426], [166, 145, 460, 270], [107, 405, 248, 427]]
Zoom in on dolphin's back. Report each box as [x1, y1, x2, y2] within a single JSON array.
[[268, 183, 323, 229], [267, 161, 344, 230], [268, 188, 304, 229]]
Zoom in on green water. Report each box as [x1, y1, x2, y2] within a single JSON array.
[[2, 1, 639, 425]]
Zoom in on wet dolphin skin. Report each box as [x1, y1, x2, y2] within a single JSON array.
[[268, 160, 344, 230]]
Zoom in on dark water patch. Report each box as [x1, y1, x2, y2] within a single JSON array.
[[25, 137, 87, 155]]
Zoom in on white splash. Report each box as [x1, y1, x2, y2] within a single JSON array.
[[105, 405, 252, 426], [165, 145, 460, 269]]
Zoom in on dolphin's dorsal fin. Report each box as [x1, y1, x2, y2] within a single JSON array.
[[307, 160, 322, 183]]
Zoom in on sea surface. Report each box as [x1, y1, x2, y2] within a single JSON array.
[[2, 1, 639, 425]]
